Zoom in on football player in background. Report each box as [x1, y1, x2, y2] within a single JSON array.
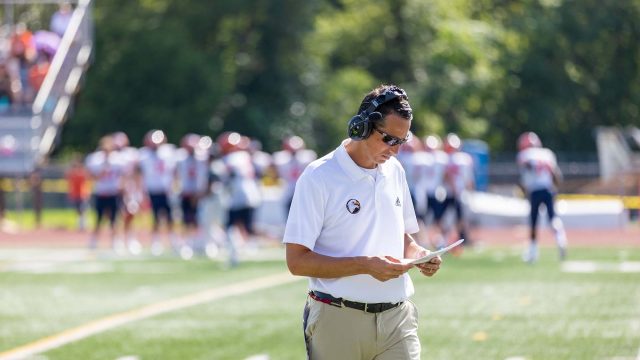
[[517, 131, 567, 263]]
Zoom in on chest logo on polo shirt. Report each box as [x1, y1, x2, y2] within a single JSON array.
[[346, 199, 361, 214], [395, 197, 401, 206]]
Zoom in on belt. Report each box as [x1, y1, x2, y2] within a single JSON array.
[[309, 291, 402, 314]]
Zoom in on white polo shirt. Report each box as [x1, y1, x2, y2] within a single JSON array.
[[283, 139, 419, 303]]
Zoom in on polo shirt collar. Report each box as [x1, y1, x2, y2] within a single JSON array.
[[336, 139, 390, 182]]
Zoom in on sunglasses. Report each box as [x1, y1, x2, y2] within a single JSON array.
[[373, 127, 412, 146]]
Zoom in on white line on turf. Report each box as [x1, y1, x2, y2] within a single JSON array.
[[561, 261, 640, 273], [0, 272, 301, 360]]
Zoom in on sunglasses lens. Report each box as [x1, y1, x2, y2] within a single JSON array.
[[375, 127, 409, 146]]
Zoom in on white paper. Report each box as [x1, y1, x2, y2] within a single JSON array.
[[403, 239, 465, 265]]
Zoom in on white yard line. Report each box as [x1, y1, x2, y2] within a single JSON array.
[[0, 272, 301, 360], [561, 261, 640, 273]]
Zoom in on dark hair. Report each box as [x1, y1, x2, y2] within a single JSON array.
[[357, 84, 413, 122]]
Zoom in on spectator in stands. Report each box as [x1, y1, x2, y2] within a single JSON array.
[[27, 54, 50, 93], [50, 2, 73, 38], [0, 62, 15, 111], [9, 23, 36, 104], [65, 153, 89, 231], [517, 131, 567, 263]]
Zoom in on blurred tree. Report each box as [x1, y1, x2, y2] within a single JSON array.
[[489, 0, 640, 152], [57, 0, 640, 156], [63, 0, 219, 148]]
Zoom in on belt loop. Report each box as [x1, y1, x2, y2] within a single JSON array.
[[364, 303, 368, 312]]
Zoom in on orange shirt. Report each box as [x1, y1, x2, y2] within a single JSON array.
[[66, 167, 89, 200]]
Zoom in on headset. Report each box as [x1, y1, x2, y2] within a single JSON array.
[[347, 86, 408, 141]]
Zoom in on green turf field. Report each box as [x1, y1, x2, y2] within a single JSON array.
[[0, 246, 639, 360]]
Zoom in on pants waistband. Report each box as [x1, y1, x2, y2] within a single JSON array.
[[309, 291, 402, 314]]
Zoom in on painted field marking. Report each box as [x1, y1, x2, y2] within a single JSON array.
[[561, 261, 640, 273], [0, 272, 301, 360]]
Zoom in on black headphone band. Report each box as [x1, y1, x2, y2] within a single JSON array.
[[358, 86, 408, 119]]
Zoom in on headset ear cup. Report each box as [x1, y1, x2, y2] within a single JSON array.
[[368, 112, 383, 122], [348, 115, 371, 141]]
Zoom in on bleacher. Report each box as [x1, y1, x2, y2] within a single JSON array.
[[0, 0, 93, 177]]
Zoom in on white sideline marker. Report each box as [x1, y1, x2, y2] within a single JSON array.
[[0, 272, 301, 360]]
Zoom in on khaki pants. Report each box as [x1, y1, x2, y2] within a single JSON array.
[[303, 296, 421, 360]]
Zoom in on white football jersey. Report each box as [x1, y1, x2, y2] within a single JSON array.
[[175, 151, 209, 196], [139, 145, 176, 194], [517, 147, 559, 193], [444, 151, 474, 196], [85, 150, 124, 196], [273, 149, 317, 199]]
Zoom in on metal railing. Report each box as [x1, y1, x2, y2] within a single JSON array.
[[32, 0, 93, 167]]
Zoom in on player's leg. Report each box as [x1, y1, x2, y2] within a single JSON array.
[[544, 190, 567, 260], [431, 197, 448, 249], [453, 197, 469, 248], [121, 197, 138, 254], [525, 190, 543, 263], [179, 195, 197, 259], [107, 195, 124, 253], [90, 195, 104, 249], [225, 208, 240, 266], [161, 193, 180, 252], [149, 193, 164, 255]]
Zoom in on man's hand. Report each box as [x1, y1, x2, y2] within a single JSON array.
[[367, 256, 413, 282], [414, 249, 441, 277]]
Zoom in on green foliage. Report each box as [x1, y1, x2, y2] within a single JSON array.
[[56, 0, 640, 154]]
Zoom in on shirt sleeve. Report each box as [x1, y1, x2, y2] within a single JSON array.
[[282, 170, 325, 250]]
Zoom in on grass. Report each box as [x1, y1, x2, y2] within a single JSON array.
[[0, 246, 639, 359]]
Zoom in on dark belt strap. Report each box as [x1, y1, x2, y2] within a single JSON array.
[[309, 291, 401, 313]]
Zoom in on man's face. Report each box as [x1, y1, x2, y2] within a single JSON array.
[[363, 113, 411, 166]]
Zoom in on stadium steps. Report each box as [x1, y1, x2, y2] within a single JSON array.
[[0, 0, 94, 177]]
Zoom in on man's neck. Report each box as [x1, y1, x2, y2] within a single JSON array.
[[345, 140, 376, 169]]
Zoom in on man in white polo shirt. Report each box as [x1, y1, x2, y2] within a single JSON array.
[[284, 84, 442, 360]]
